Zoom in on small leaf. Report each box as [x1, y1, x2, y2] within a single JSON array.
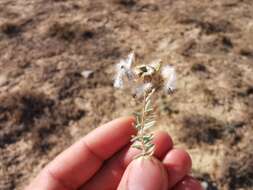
[[134, 113, 141, 124], [144, 121, 156, 129], [144, 148, 154, 156], [135, 123, 141, 130], [145, 108, 153, 113], [143, 138, 151, 144], [145, 95, 151, 102], [144, 134, 153, 138], [143, 134, 154, 144], [146, 89, 155, 101], [145, 100, 152, 111], [146, 143, 154, 149], [143, 134, 153, 140], [134, 112, 141, 116], [145, 117, 156, 123], [131, 135, 142, 142], [132, 144, 142, 150], [145, 143, 155, 154]]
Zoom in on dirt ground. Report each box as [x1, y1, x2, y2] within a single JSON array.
[[0, 0, 253, 189]]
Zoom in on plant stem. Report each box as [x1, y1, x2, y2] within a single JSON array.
[[140, 92, 146, 156]]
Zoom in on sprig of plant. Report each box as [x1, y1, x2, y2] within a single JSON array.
[[114, 52, 176, 158], [131, 89, 156, 158]]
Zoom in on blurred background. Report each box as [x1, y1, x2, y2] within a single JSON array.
[[0, 0, 253, 190]]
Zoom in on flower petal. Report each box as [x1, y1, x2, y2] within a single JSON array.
[[125, 52, 135, 69], [114, 71, 124, 88], [161, 65, 176, 92], [114, 52, 135, 89]]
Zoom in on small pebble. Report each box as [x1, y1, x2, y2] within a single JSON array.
[[81, 70, 94, 79]]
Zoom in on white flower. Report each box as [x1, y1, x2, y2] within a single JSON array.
[[114, 52, 135, 89], [161, 65, 176, 92], [114, 52, 177, 95]]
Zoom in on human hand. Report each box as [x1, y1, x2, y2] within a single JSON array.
[[26, 117, 203, 190]]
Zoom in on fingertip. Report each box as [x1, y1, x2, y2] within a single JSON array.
[[115, 116, 137, 135], [118, 157, 168, 190], [110, 116, 136, 132], [153, 131, 173, 159], [119, 115, 136, 125], [163, 149, 192, 173], [173, 176, 203, 190], [163, 149, 192, 188]]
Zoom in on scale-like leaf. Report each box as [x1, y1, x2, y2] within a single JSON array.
[[135, 123, 141, 130], [145, 117, 156, 123], [132, 144, 142, 150], [145, 99, 152, 111], [134, 113, 141, 124], [131, 135, 143, 142], [144, 120, 156, 130], [145, 108, 153, 113]]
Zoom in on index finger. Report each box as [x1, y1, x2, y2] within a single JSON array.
[[26, 117, 136, 190]]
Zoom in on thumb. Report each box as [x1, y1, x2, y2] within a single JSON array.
[[117, 157, 168, 190]]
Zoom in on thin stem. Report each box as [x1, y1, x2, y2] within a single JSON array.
[[140, 92, 146, 156]]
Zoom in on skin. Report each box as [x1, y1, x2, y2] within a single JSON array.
[[26, 117, 203, 190]]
